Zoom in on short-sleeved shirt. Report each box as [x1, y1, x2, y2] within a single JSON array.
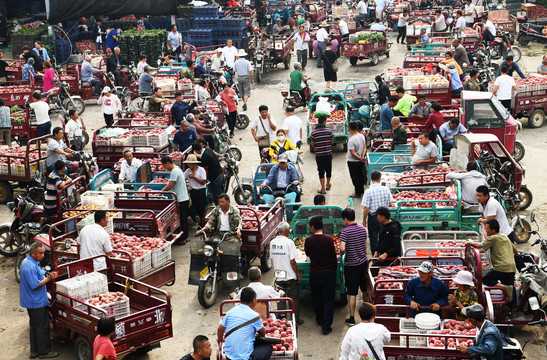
[[289, 70, 304, 91], [454, 289, 479, 320], [221, 304, 264, 360], [270, 235, 298, 280], [20, 256, 48, 309], [537, 64, 547, 73], [184, 166, 207, 190], [464, 4, 475, 23], [29, 101, 51, 125], [79, 223, 112, 271], [316, 28, 329, 42], [222, 46, 238, 67], [199, 148, 223, 180], [93, 335, 117, 360], [362, 183, 393, 214], [119, 158, 143, 182], [0, 105, 10, 128], [404, 276, 450, 316], [393, 94, 417, 117], [379, 104, 394, 132], [138, 72, 154, 94], [173, 129, 198, 152], [283, 115, 302, 145], [305, 234, 337, 273], [168, 31, 181, 48], [168, 165, 189, 202], [480, 233, 517, 273], [439, 122, 467, 139], [233, 58, 253, 76], [47, 138, 68, 168], [348, 133, 366, 162], [106, 28, 117, 49], [44, 171, 65, 210], [412, 140, 438, 163], [340, 223, 368, 266], [479, 197, 512, 236], [65, 119, 83, 139], [309, 125, 333, 157], [251, 116, 276, 141], [494, 75, 516, 101]]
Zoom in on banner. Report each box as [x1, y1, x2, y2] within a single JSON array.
[[48, 0, 179, 23]]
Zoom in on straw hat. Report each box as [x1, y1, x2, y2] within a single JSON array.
[[183, 154, 201, 164], [320, 21, 328, 27], [237, 49, 247, 57]]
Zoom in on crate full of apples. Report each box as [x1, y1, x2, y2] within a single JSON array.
[[427, 319, 477, 349], [263, 318, 295, 354], [87, 292, 130, 318]]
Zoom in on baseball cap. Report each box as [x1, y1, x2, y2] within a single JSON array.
[[102, 86, 111, 93], [278, 153, 289, 163], [418, 261, 434, 274], [461, 303, 484, 320]]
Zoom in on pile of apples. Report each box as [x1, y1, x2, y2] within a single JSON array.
[[63, 205, 118, 218], [0, 85, 33, 94], [309, 110, 346, 123], [262, 318, 294, 352], [375, 274, 403, 289], [240, 206, 267, 230], [392, 190, 455, 208], [436, 240, 465, 255], [293, 237, 305, 251], [87, 292, 128, 307], [109, 233, 167, 260], [397, 166, 455, 186], [428, 320, 477, 348], [382, 265, 418, 277], [150, 175, 169, 184]]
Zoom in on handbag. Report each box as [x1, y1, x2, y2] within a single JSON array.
[[257, 117, 271, 147]]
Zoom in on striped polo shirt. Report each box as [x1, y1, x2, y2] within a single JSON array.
[[44, 171, 65, 210], [340, 222, 368, 266], [310, 124, 333, 157]]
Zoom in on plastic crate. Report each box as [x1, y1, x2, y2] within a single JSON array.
[[81, 191, 115, 208], [89, 293, 130, 318], [85, 272, 109, 298], [111, 136, 133, 147], [151, 241, 173, 267], [147, 131, 168, 148], [10, 164, 26, 177], [194, 6, 220, 18], [95, 138, 111, 146], [399, 318, 428, 347], [132, 134, 149, 146]]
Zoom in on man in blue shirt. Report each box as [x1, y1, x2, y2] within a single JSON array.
[[458, 304, 504, 360], [171, 92, 195, 126], [439, 118, 467, 153], [81, 55, 102, 95], [418, 28, 430, 45], [106, 23, 117, 51], [404, 261, 449, 317], [161, 156, 189, 244], [217, 287, 272, 360], [20, 242, 58, 358], [261, 153, 300, 200], [447, 62, 463, 98], [138, 65, 154, 97], [173, 120, 198, 152], [496, 55, 525, 79], [379, 96, 397, 132]]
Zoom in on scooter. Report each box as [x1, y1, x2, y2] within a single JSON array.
[[221, 153, 254, 205], [67, 150, 99, 184], [488, 31, 521, 62], [211, 120, 243, 161], [281, 77, 312, 110], [516, 17, 547, 46], [45, 80, 86, 115]]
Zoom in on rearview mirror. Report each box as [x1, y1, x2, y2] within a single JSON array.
[[529, 296, 540, 311], [531, 212, 535, 223]]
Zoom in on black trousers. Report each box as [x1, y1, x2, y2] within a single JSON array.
[[189, 188, 207, 222], [310, 271, 336, 332], [112, 69, 122, 86], [500, 99, 511, 112], [297, 49, 308, 70], [103, 113, 114, 128], [179, 200, 189, 242], [28, 307, 51, 355], [226, 111, 237, 136], [212, 175, 225, 205], [315, 154, 332, 179], [204, 134, 215, 149], [393, 110, 405, 117], [277, 279, 301, 322], [397, 26, 406, 43], [347, 161, 365, 196], [483, 269, 515, 286]]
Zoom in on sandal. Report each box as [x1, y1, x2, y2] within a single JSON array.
[[317, 189, 327, 194], [326, 184, 331, 190]]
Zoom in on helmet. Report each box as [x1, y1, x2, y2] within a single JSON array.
[[358, 105, 371, 119], [297, 18, 305, 25]]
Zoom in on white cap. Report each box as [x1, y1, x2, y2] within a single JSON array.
[[102, 86, 111, 93]]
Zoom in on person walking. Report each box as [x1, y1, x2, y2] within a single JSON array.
[[65, 109, 86, 151], [233, 49, 254, 111], [218, 84, 238, 137], [340, 208, 368, 326], [93, 316, 117, 360], [251, 105, 277, 157], [375, 207, 402, 265], [282, 106, 303, 148], [271, 222, 303, 324], [0, 98, 10, 145], [305, 215, 337, 335], [493, 66, 518, 112], [93, 19, 107, 54], [20, 242, 58, 359], [184, 154, 207, 224], [362, 170, 393, 255], [347, 121, 367, 198], [42, 60, 55, 92], [310, 115, 334, 194], [106, 23, 117, 51], [193, 142, 224, 204], [222, 39, 238, 68], [458, 304, 504, 359], [78, 210, 113, 271], [161, 156, 189, 244], [295, 25, 310, 70], [97, 86, 121, 128], [322, 42, 338, 89], [316, 21, 329, 67], [397, 10, 409, 44]]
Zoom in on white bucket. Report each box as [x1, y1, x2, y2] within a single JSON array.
[[415, 312, 441, 330]]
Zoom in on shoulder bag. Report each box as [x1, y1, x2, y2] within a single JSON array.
[[257, 117, 271, 147], [365, 339, 381, 360]]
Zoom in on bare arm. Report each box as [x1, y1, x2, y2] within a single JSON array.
[[290, 259, 301, 282], [162, 180, 176, 192], [492, 85, 499, 96], [217, 324, 226, 344], [362, 206, 370, 226]]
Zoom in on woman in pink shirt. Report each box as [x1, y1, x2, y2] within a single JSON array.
[[219, 83, 238, 137], [42, 60, 55, 92]]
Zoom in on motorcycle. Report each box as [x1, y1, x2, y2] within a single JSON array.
[[469, 48, 498, 91], [281, 77, 312, 110], [221, 153, 254, 205], [261, 184, 302, 220], [210, 118, 242, 161], [516, 17, 547, 46], [45, 80, 86, 115], [67, 150, 99, 184], [488, 31, 521, 62], [195, 231, 240, 308]]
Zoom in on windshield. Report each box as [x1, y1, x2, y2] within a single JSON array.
[[466, 100, 505, 129], [490, 96, 509, 119]]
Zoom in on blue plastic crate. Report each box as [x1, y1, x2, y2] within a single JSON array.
[[193, 17, 219, 30], [218, 18, 246, 30], [194, 6, 220, 19]]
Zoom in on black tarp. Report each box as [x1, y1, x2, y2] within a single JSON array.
[[47, 0, 179, 23]]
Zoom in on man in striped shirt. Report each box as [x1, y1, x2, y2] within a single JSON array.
[[339, 208, 368, 326], [362, 170, 393, 254], [309, 115, 333, 194], [44, 160, 72, 220]]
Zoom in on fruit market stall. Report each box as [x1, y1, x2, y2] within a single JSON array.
[[380, 164, 456, 187], [290, 206, 346, 301], [217, 298, 298, 359], [386, 75, 452, 105], [50, 256, 173, 359], [0, 79, 36, 107], [504, 74, 547, 129], [341, 30, 391, 66], [489, 10, 517, 34], [306, 93, 349, 151], [10, 105, 37, 144]]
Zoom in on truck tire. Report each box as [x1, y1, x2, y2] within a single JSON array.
[[198, 277, 218, 308], [349, 57, 358, 66], [0, 180, 13, 204], [511, 141, 525, 162], [260, 248, 273, 272], [75, 335, 93, 360], [517, 185, 533, 211], [528, 109, 545, 128], [371, 52, 379, 66]]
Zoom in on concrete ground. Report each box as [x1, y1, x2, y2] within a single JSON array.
[[1, 33, 547, 360]]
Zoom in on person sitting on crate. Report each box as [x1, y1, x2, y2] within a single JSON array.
[[260, 153, 301, 201], [81, 55, 103, 95], [78, 210, 113, 271], [106, 47, 129, 87], [22, 58, 42, 83], [404, 261, 450, 317]]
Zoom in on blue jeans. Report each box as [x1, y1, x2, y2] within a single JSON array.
[[368, 213, 382, 254], [443, 140, 454, 153], [317, 41, 326, 67], [36, 121, 51, 138]]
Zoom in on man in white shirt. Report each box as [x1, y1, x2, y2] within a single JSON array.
[[316, 21, 329, 67], [294, 25, 310, 70], [270, 222, 303, 324], [476, 185, 516, 243], [230, 267, 283, 316], [195, 79, 211, 101], [118, 150, 143, 183], [211, 48, 224, 71], [411, 132, 438, 168], [282, 106, 303, 148], [167, 25, 182, 61], [370, 18, 387, 31], [65, 109, 86, 151], [493, 66, 517, 111], [233, 49, 254, 111], [251, 104, 277, 155], [464, 0, 475, 28], [29, 91, 51, 137], [480, 15, 496, 44], [222, 39, 238, 68], [78, 210, 113, 271], [335, 17, 349, 42], [454, 11, 467, 32], [354, 0, 368, 28], [376, 0, 387, 22]]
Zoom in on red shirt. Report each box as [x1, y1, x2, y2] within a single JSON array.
[[93, 335, 117, 360], [425, 112, 445, 132], [220, 89, 237, 113]]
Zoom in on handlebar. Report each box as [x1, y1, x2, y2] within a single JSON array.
[[528, 319, 547, 326]]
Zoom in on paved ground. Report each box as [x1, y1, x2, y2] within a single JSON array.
[[1, 33, 547, 360]]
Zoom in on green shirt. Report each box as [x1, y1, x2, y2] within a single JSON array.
[[289, 70, 304, 91], [182, 67, 194, 81], [480, 233, 517, 273], [393, 93, 417, 117]]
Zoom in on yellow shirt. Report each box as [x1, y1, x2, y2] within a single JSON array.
[[269, 139, 296, 163]]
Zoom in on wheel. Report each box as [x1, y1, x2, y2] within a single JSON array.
[[507, 47, 521, 62], [528, 109, 545, 128], [513, 218, 532, 244], [82, 130, 90, 146], [517, 34, 530, 46], [233, 184, 254, 205], [63, 98, 86, 115], [284, 55, 291, 70], [255, 64, 261, 83], [0, 224, 19, 257], [511, 141, 525, 162], [75, 335, 93, 360], [370, 52, 379, 66], [517, 185, 533, 211], [228, 147, 242, 162], [235, 113, 250, 130], [386, 51, 390, 58], [0, 180, 13, 204], [14, 249, 27, 283], [349, 57, 358, 66], [198, 277, 218, 308], [260, 248, 273, 272]]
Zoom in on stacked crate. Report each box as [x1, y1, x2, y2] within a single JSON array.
[[217, 18, 247, 45], [55, 38, 72, 63], [506, 0, 523, 14], [119, 30, 168, 64]]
